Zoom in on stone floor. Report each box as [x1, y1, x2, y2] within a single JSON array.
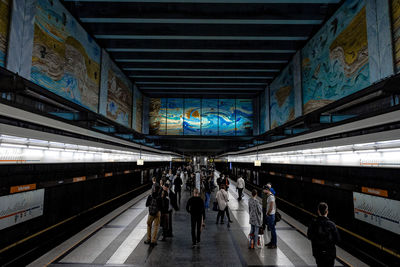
[[29, 180, 368, 267]]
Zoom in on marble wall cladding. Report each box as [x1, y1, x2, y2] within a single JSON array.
[[6, 0, 36, 79], [366, 0, 380, 83], [0, 0, 10, 67], [142, 96, 150, 134], [301, 0, 370, 114], [259, 87, 269, 134], [31, 0, 101, 112], [391, 0, 400, 73], [270, 62, 294, 129], [377, 0, 394, 78], [293, 52, 303, 119]]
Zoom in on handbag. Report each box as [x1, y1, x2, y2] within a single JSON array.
[[275, 211, 282, 222], [212, 201, 219, 211], [258, 227, 264, 235]]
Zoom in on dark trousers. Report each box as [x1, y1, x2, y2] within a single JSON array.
[[191, 216, 202, 244], [315, 255, 335, 267], [168, 210, 173, 236], [238, 188, 243, 199], [216, 206, 231, 222], [176, 189, 181, 204]]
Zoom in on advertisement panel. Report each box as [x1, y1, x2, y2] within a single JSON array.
[[0, 189, 45, 230]]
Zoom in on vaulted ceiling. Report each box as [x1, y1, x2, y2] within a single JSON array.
[[62, 0, 341, 99]]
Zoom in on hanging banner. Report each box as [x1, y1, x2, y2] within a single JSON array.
[[0, 189, 45, 230], [353, 192, 400, 235]]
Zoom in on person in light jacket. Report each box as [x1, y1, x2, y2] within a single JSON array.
[[248, 189, 262, 248], [237, 176, 245, 200], [215, 185, 232, 226]]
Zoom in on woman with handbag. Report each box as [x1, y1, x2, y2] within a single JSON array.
[[248, 189, 262, 249]]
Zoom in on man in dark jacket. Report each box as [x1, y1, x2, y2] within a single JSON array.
[[307, 202, 340, 267], [174, 175, 183, 204], [186, 188, 205, 247], [145, 186, 162, 247]]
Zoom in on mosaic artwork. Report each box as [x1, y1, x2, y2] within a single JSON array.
[[149, 98, 167, 135], [166, 98, 183, 135], [183, 98, 201, 135], [134, 86, 143, 133], [301, 0, 369, 114], [201, 98, 219, 136], [392, 0, 400, 72], [106, 67, 132, 128], [31, 0, 101, 112], [218, 99, 236, 136], [235, 99, 253, 136], [270, 63, 294, 129], [0, 0, 10, 67]]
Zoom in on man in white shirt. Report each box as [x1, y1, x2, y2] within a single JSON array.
[[265, 187, 277, 249], [236, 176, 245, 201]]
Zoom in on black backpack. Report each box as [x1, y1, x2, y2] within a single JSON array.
[[149, 196, 159, 216], [313, 220, 334, 248]]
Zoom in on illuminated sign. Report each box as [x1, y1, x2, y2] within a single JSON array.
[[361, 186, 388, 197], [312, 179, 325, 185], [137, 159, 144, 165], [254, 160, 261, 166], [73, 176, 86, 183], [10, 183, 36, 194]]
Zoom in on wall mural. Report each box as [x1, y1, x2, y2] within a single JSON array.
[[31, 0, 101, 112], [149, 98, 253, 136], [392, 0, 400, 72], [235, 99, 253, 136], [133, 86, 143, 133], [166, 98, 183, 135], [184, 98, 201, 135], [259, 90, 268, 134], [149, 98, 167, 135], [218, 99, 236, 136], [201, 98, 219, 136], [106, 68, 132, 128], [301, 0, 369, 114], [270, 63, 294, 129], [0, 0, 10, 67]]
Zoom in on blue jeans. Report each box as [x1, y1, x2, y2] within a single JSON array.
[[249, 224, 259, 248], [266, 214, 276, 245], [205, 192, 210, 209]]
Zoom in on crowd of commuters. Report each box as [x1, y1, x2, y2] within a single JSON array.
[[144, 164, 339, 267]]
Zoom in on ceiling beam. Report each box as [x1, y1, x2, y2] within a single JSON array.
[[123, 68, 279, 72], [66, 0, 340, 4], [82, 18, 324, 25], [139, 87, 264, 90], [107, 48, 296, 53], [116, 59, 287, 63], [135, 82, 266, 85], [129, 75, 273, 79], [95, 35, 308, 41]]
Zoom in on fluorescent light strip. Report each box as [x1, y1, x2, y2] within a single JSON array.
[[136, 82, 266, 85], [95, 34, 308, 41], [124, 68, 279, 72], [68, 0, 340, 4], [116, 59, 287, 63], [130, 75, 273, 79], [82, 18, 323, 25], [107, 48, 296, 53]]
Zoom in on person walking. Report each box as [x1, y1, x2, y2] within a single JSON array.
[[307, 202, 340, 267], [204, 176, 212, 210], [216, 185, 232, 226], [174, 174, 183, 205], [265, 186, 277, 249], [248, 189, 262, 248], [186, 188, 206, 248], [145, 186, 162, 247], [237, 176, 245, 200], [160, 190, 170, 241]]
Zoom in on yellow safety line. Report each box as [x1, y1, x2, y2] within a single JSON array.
[[249, 184, 400, 259], [0, 183, 149, 256]]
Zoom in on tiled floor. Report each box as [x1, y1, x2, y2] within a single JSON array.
[[29, 180, 368, 267]]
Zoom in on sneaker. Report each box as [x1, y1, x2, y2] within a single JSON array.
[[192, 243, 197, 248], [267, 245, 277, 249], [144, 240, 151, 245]]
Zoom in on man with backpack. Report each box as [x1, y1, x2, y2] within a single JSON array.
[[307, 202, 340, 267], [145, 185, 162, 247]]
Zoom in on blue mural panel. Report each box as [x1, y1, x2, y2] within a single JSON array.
[[183, 98, 201, 135], [166, 98, 183, 135], [31, 0, 101, 112], [218, 99, 236, 136], [301, 0, 369, 114], [270, 63, 294, 129], [236, 99, 253, 136], [0, 0, 10, 67], [149, 98, 167, 135], [201, 99, 219, 136]]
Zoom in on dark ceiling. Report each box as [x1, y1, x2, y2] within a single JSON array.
[[61, 0, 341, 154], [62, 0, 340, 98]]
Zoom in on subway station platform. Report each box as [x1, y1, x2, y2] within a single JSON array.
[[29, 180, 368, 267]]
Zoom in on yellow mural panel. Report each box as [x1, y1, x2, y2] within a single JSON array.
[[0, 0, 10, 67]]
